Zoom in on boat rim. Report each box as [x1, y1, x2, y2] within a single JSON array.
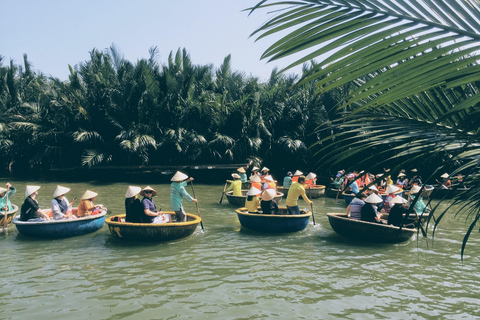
[[13, 210, 107, 225], [106, 212, 201, 227], [0, 204, 19, 215], [236, 207, 311, 218], [326, 212, 416, 231]]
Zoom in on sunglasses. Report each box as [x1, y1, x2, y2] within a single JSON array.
[[145, 191, 153, 194]]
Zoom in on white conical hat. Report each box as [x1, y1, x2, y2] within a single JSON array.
[[441, 173, 449, 179], [386, 185, 400, 194], [294, 170, 303, 176], [261, 167, 270, 172], [237, 167, 246, 173], [264, 175, 274, 182], [140, 186, 157, 197], [125, 186, 141, 198], [81, 190, 98, 200], [410, 185, 422, 194], [250, 175, 261, 183], [231, 173, 241, 179], [25, 186, 40, 198], [53, 185, 70, 198], [171, 171, 189, 182], [411, 168, 418, 172], [390, 195, 407, 205], [261, 189, 276, 201], [305, 172, 317, 180], [247, 187, 262, 196], [369, 185, 378, 191], [365, 193, 383, 204], [397, 173, 406, 177], [252, 166, 259, 171], [0, 187, 7, 194]]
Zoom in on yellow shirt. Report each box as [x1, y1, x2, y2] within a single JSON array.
[[286, 182, 311, 206], [245, 196, 260, 213], [225, 180, 242, 196], [77, 199, 94, 217]]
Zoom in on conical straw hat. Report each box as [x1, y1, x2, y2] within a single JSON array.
[[410, 185, 422, 194], [390, 195, 407, 205], [81, 190, 98, 200], [125, 186, 141, 198], [247, 187, 262, 196], [0, 187, 7, 194], [369, 185, 378, 191], [386, 185, 400, 194], [237, 167, 246, 173], [261, 167, 270, 172], [250, 175, 261, 183], [261, 189, 276, 201], [305, 172, 317, 180], [231, 173, 241, 179], [441, 173, 449, 179], [294, 170, 303, 176], [252, 166, 259, 171], [25, 186, 40, 198], [365, 193, 383, 204], [397, 173, 406, 177], [53, 185, 70, 198], [171, 171, 189, 182], [264, 175, 274, 182], [140, 186, 157, 197]]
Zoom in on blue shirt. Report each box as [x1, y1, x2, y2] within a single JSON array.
[[349, 181, 359, 194], [283, 176, 292, 188], [240, 173, 248, 183], [170, 181, 194, 211]]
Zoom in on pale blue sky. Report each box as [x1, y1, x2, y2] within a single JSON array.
[[1, 0, 302, 81]]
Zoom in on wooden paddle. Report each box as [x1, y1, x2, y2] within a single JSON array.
[[3, 189, 9, 231], [308, 186, 316, 225], [190, 181, 205, 232], [219, 181, 228, 204]]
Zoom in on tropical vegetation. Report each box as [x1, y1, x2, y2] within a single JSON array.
[[250, 0, 480, 255]]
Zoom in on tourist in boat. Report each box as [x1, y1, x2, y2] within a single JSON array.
[[283, 171, 293, 188], [19, 186, 50, 222], [409, 185, 430, 216], [383, 185, 400, 214], [408, 169, 422, 188], [346, 192, 366, 220], [305, 172, 317, 187], [170, 171, 197, 222], [330, 172, 344, 190], [285, 175, 313, 215], [124, 186, 143, 223], [292, 170, 303, 183], [367, 185, 378, 195], [225, 173, 242, 196], [388, 195, 415, 228], [385, 175, 394, 186], [237, 167, 248, 183], [260, 189, 279, 214], [263, 175, 276, 190], [361, 193, 385, 224], [250, 174, 263, 191], [140, 186, 171, 224], [345, 174, 359, 194], [245, 187, 261, 213], [77, 190, 103, 217], [0, 182, 16, 211], [250, 166, 260, 179], [51, 185, 76, 220], [260, 167, 270, 180], [440, 173, 451, 189], [396, 173, 408, 189]]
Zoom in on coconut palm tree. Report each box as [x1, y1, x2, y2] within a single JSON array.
[[250, 0, 480, 256]]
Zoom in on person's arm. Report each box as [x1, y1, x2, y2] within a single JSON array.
[[346, 205, 351, 217], [299, 187, 313, 204]]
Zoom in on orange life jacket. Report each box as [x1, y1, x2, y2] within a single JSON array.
[[292, 176, 299, 183]]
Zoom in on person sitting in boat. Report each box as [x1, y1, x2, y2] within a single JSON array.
[[375, 173, 384, 190], [388, 195, 416, 228], [283, 171, 293, 188], [330, 172, 344, 190], [385, 175, 394, 186], [361, 193, 386, 224], [124, 186, 143, 223], [51, 185, 77, 220], [250, 166, 260, 179], [409, 185, 430, 216], [170, 171, 197, 222], [366, 185, 378, 195], [440, 173, 451, 189], [77, 190, 103, 217], [250, 174, 263, 191], [19, 186, 50, 222], [346, 192, 366, 221], [260, 189, 279, 215], [263, 175, 276, 190], [396, 173, 408, 189], [383, 185, 400, 214], [225, 173, 242, 196], [0, 182, 16, 211], [260, 167, 270, 180], [345, 174, 359, 195], [141, 186, 171, 224], [292, 170, 303, 183], [245, 187, 261, 213], [456, 174, 464, 187], [305, 172, 317, 187], [285, 175, 313, 215], [237, 167, 248, 183]]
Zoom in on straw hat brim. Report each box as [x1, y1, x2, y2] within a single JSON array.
[[140, 186, 157, 197]]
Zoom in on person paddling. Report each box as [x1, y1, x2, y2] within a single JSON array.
[[0, 182, 16, 212], [285, 175, 313, 215], [170, 171, 197, 222]]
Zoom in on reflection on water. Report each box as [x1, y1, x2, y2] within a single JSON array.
[[1, 181, 479, 319]]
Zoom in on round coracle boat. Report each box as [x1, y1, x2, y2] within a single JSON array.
[[225, 190, 284, 207], [106, 212, 201, 242], [13, 208, 106, 238], [0, 204, 19, 226], [429, 184, 469, 199], [235, 206, 311, 233], [326, 187, 342, 198], [277, 186, 289, 197], [305, 185, 326, 198], [326, 213, 416, 243]]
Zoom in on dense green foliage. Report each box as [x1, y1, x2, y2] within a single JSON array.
[[0, 47, 346, 176]]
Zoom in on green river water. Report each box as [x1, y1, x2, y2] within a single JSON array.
[[1, 180, 479, 319]]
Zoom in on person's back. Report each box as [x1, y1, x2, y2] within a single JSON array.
[[283, 176, 292, 188], [125, 198, 143, 223], [348, 198, 364, 220], [388, 204, 405, 227], [245, 195, 260, 213], [361, 203, 377, 223], [260, 199, 278, 214]]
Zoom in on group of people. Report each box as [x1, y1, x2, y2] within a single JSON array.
[[124, 171, 197, 224], [19, 184, 103, 222]]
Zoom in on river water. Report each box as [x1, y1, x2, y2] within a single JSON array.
[[1, 181, 479, 319]]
